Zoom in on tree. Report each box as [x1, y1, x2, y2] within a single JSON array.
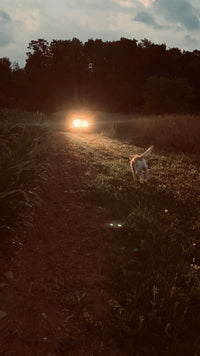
[[25, 39, 51, 110], [144, 76, 195, 113], [0, 57, 12, 107], [49, 38, 86, 108], [1, 36, 199, 113]]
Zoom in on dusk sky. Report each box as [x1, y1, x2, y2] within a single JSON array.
[[1, 0, 200, 67]]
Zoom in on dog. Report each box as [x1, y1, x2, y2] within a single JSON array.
[[129, 145, 154, 183]]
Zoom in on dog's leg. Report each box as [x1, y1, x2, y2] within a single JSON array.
[[142, 161, 149, 182], [139, 171, 144, 183], [144, 167, 149, 182]]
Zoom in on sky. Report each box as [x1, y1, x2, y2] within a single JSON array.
[[0, 0, 200, 67]]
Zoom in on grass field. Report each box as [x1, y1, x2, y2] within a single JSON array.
[[65, 129, 200, 355], [82, 111, 200, 154], [0, 109, 51, 239], [1, 109, 200, 354]]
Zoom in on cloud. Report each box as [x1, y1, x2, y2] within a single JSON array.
[[154, 0, 200, 30], [0, 0, 200, 66], [0, 9, 14, 47], [0, 31, 13, 47], [133, 10, 164, 28], [68, 0, 121, 12], [14, 7, 40, 31], [0, 10, 11, 22], [117, 0, 135, 8], [185, 34, 198, 45], [175, 24, 183, 32], [138, 0, 155, 7]]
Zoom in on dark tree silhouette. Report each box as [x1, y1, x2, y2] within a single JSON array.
[[144, 76, 195, 113], [1, 36, 200, 114], [0, 57, 12, 107]]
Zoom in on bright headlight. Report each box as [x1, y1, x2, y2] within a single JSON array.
[[73, 119, 81, 127], [82, 120, 88, 127]]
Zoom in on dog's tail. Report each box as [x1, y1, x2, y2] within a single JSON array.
[[140, 145, 154, 159], [130, 161, 136, 182]]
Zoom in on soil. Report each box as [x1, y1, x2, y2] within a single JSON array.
[[0, 132, 119, 356]]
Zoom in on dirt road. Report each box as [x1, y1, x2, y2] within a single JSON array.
[[0, 132, 117, 356]]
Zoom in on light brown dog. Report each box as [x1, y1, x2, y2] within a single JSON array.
[[129, 145, 154, 183]]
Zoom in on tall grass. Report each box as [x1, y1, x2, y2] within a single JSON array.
[[0, 110, 51, 238], [94, 113, 200, 154]]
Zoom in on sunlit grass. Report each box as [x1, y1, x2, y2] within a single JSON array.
[[65, 129, 200, 354], [85, 111, 200, 154]]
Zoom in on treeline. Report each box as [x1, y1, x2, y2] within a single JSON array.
[[1, 37, 200, 114]]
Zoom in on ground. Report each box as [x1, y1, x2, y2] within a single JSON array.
[[0, 128, 200, 356], [0, 132, 119, 356]]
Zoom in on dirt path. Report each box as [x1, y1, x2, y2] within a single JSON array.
[[0, 132, 117, 356]]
